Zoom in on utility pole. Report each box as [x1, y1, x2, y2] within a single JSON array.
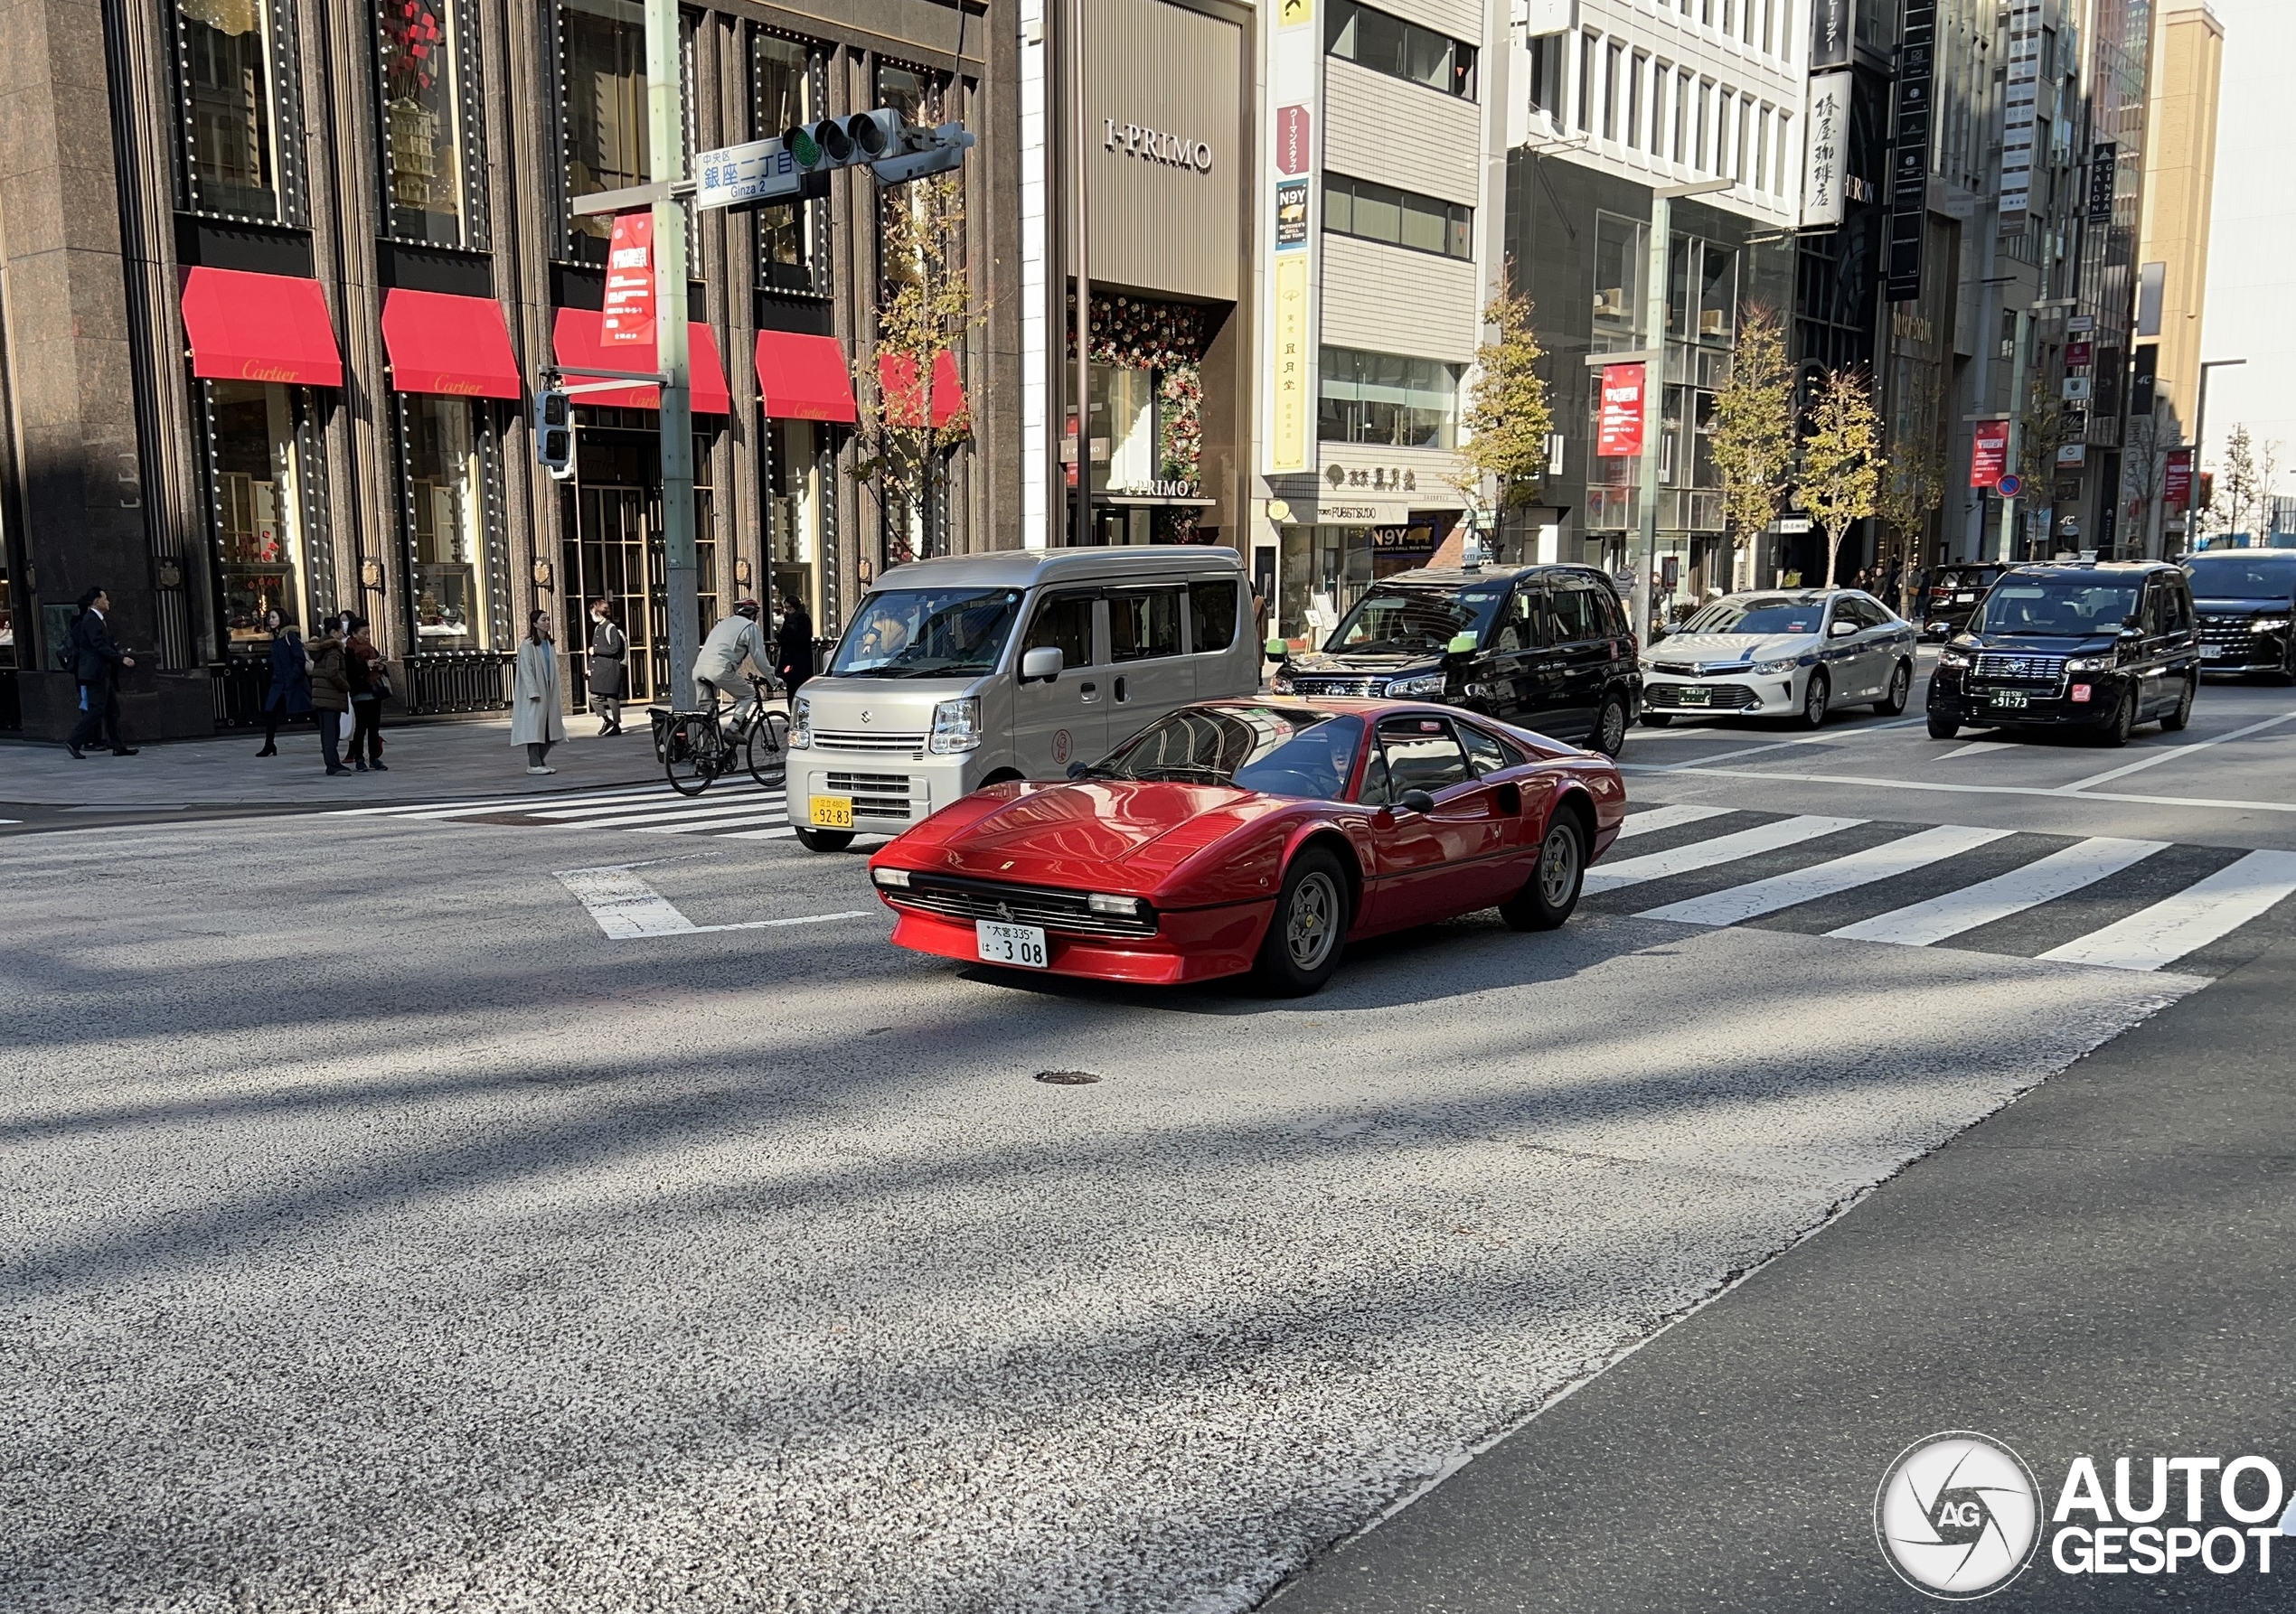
[[1069, 0, 1091, 549], [646, 0, 698, 701]]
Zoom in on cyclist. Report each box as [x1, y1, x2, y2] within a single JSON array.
[[692, 598, 779, 719]]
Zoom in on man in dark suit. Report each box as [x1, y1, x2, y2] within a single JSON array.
[[65, 586, 138, 758]]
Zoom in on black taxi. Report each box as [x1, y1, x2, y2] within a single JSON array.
[[1925, 562, 2200, 746]]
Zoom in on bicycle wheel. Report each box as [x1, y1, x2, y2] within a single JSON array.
[[746, 710, 792, 789], [663, 715, 721, 796]]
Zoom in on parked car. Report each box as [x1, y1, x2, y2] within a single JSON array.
[[1925, 561, 2200, 746], [1638, 588, 1916, 729], [786, 547, 1259, 850], [2183, 549, 2296, 682], [1920, 564, 2009, 639], [866, 697, 1629, 995], [1267, 564, 1641, 755]]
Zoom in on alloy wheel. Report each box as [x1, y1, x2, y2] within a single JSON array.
[[1595, 696, 1628, 755], [1537, 822, 1582, 908], [1285, 872, 1340, 971]]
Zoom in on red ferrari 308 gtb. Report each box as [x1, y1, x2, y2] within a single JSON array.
[[866, 699, 1628, 995]]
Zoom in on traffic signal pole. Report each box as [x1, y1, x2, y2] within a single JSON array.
[[646, 0, 699, 705]]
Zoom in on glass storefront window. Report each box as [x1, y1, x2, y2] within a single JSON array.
[[1090, 364, 1155, 493], [377, 0, 478, 246], [754, 33, 822, 295], [562, 0, 646, 259], [876, 62, 944, 296], [400, 396, 494, 649], [1317, 346, 1457, 449], [175, 0, 295, 221], [769, 418, 820, 619], [1279, 525, 1373, 645], [1591, 211, 1646, 352], [206, 380, 311, 653]]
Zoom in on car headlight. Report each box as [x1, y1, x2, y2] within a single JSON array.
[[1752, 657, 1801, 675], [1383, 672, 1448, 698], [2065, 655, 2113, 672], [1087, 893, 1143, 916], [1271, 671, 1296, 694], [2250, 618, 2291, 632], [870, 867, 911, 889], [1938, 650, 1972, 669], [928, 696, 983, 754], [791, 694, 813, 748]]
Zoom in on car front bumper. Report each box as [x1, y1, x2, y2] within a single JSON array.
[[1639, 668, 1802, 716], [1928, 671, 2128, 728], [882, 897, 1275, 985]]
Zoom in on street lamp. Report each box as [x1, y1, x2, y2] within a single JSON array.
[[2188, 358, 2247, 543]]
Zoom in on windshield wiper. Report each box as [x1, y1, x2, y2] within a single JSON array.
[[1125, 764, 1233, 784]]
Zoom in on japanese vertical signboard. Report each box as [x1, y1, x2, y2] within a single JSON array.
[[1801, 73, 1850, 230], [1971, 419, 2010, 489], [1270, 258, 1311, 471], [1809, 0, 1851, 68], [2163, 448, 2195, 510], [2087, 141, 2119, 223], [1264, 0, 1318, 476], [1999, 1, 2041, 219], [1886, 0, 1935, 303], [602, 211, 654, 346], [1597, 364, 1646, 458]]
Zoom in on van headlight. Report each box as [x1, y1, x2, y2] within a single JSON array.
[[791, 694, 813, 749], [1938, 649, 1973, 669], [1383, 672, 1447, 698], [1270, 670, 1296, 693], [2065, 654, 2113, 672], [2251, 618, 2291, 632], [929, 696, 983, 754]]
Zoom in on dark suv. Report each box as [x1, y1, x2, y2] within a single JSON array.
[[1271, 564, 1642, 754], [1925, 561, 2200, 746], [1919, 563, 2009, 640], [2183, 549, 2296, 682]]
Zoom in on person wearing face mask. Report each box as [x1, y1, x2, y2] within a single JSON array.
[[257, 608, 311, 757], [585, 597, 627, 737]]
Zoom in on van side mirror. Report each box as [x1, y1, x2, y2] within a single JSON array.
[[1398, 789, 1436, 814], [1445, 632, 1478, 655], [1020, 645, 1064, 683]]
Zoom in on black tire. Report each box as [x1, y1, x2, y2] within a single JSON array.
[[1500, 813, 1586, 932], [1253, 849, 1350, 997], [793, 824, 855, 852], [1640, 711, 1675, 727], [2098, 688, 2137, 748], [1588, 690, 1630, 756], [745, 710, 792, 789], [1794, 669, 1830, 729], [663, 716, 720, 796], [1874, 660, 1912, 716], [1926, 712, 1959, 740], [2160, 674, 2197, 732]]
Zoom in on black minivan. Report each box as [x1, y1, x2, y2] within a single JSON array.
[[1269, 564, 1642, 754], [1925, 561, 2201, 746], [2183, 548, 2296, 681]]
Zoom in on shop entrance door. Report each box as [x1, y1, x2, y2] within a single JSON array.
[[562, 427, 664, 703]]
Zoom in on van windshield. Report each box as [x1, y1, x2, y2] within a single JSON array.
[[831, 588, 1024, 679], [2184, 555, 2296, 599], [1327, 583, 1507, 654], [1974, 579, 2141, 637]]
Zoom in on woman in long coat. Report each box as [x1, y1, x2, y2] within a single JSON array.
[[257, 611, 311, 756], [585, 597, 628, 736], [513, 608, 566, 774], [775, 598, 815, 695]]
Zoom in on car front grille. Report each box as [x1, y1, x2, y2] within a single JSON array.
[[893, 874, 1158, 939], [1643, 683, 1759, 710], [1287, 676, 1387, 698], [1972, 652, 2067, 686], [815, 727, 927, 755], [824, 771, 916, 820], [2200, 617, 2271, 642], [1651, 661, 1703, 677]]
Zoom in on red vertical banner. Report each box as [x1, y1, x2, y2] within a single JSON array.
[[602, 211, 654, 347], [1597, 363, 1646, 457], [1275, 105, 1312, 176], [2162, 447, 2195, 508], [1971, 418, 2010, 488]]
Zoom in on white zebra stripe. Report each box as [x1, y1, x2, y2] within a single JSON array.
[[1640, 824, 2014, 927], [1582, 815, 1865, 895], [1825, 837, 2168, 948], [2037, 850, 2296, 971], [1613, 803, 1733, 840]]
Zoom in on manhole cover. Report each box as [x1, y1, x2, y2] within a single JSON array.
[[1033, 1070, 1101, 1085]]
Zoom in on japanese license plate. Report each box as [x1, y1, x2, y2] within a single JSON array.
[[2203, 645, 2230, 660], [976, 919, 1049, 969], [809, 795, 855, 828], [1989, 690, 2030, 709], [1679, 686, 1711, 707]]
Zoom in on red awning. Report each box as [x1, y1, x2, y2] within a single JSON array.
[[180, 267, 342, 388], [877, 351, 969, 429], [381, 289, 522, 399], [550, 307, 731, 413], [754, 331, 857, 424]]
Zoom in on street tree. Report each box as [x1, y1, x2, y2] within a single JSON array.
[[853, 168, 983, 568], [2210, 424, 2266, 545], [1799, 365, 1884, 586], [1708, 305, 1796, 592], [1449, 269, 1553, 542], [1875, 371, 1945, 612]]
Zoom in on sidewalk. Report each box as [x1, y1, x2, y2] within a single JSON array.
[[0, 712, 670, 812]]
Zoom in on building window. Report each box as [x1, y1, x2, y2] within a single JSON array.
[[1674, 69, 1692, 163], [1576, 33, 1595, 133], [1603, 41, 1623, 141], [753, 33, 825, 296], [376, 0, 483, 246], [1090, 363, 1157, 492], [767, 418, 823, 621], [561, 0, 646, 262], [875, 61, 948, 303], [1696, 80, 1711, 170], [1326, 0, 1476, 100], [173, 0, 302, 222], [1628, 52, 1648, 151], [202, 380, 324, 655], [398, 396, 500, 651], [1317, 346, 1458, 449], [1323, 174, 1472, 259], [1592, 211, 1647, 352]]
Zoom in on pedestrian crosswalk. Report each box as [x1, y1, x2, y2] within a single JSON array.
[[332, 783, 796, 840], [1597, 803, 2296, 977]]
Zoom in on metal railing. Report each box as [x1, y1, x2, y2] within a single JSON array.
[[402, 652, 513, 715]]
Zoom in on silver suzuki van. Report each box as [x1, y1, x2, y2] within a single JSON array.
[[786, 546, 1258, 849]]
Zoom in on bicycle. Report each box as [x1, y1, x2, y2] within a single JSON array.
[[652, 672, 792, 797]]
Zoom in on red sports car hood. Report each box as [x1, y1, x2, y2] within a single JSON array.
[[917, 780, 1285, 887]]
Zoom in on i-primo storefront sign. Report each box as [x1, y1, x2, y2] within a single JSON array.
[[1104, 118, 1213, 173]]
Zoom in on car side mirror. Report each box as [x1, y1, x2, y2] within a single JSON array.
[[1647, 623, 1669, 642], [1398, 788, 1436, 814], [1066, 760, 1091, 779], [1829, 620, 1858, 637], [1445, 632, 1478, 655], [1020, 645, 1063, 683]]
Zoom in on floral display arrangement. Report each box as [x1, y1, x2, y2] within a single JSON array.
[[1069, 294, 1209, 541]]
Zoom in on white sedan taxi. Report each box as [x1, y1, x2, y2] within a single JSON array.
[[1638, 589, 1918, 729]]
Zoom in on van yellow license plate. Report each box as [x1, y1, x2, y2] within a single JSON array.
[[808, 795, 855, 829]]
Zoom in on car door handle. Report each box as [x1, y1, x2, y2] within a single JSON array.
[[1114, 676, 1128, 702], [1078, 681, 1099, 701]]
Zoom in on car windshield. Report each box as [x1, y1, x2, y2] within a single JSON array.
[[1933, 568, 1998, 591], [1678, 596, 1823, 636], [1326, 583, 1507, 654], [2184, 555, 2296, 599], [1084, 707, 1366, 799], [1974, 579, 2141, 637], [830, 587, 1024, 679]]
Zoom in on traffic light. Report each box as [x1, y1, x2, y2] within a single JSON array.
[[535, 384, 573, 480], [778, 109, 974, 186], [870, 121, 977, 184]]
